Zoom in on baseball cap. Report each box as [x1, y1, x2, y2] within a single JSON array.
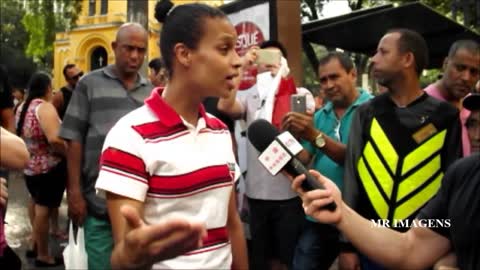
[[463, 93, 480, 111]]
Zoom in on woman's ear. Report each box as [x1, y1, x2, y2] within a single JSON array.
[[173, 43, 192, 68]]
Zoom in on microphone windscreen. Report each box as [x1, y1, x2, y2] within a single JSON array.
[[247, 119, 279, 152]]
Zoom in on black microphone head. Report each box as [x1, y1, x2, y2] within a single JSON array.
[[247, 119, 280, 152]]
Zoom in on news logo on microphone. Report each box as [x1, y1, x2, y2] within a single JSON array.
[[247, 119, 337, 210], [257, 131, 302, 175]]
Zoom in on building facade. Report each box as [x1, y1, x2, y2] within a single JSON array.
[[53, 0, 223, 90]]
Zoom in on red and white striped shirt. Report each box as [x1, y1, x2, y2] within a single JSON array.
[[96, 88, 239, 269]]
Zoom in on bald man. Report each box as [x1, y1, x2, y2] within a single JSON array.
[[425, 40, 480, 156], [59, 23, 153, 270]]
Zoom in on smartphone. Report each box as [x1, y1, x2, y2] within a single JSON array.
[[290, 94, 307, 113], [256, 49, 281, 66]]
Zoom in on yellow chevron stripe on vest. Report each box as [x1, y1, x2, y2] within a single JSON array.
[[370, 118, 398, 173], [358, 118, 447, 221], [397, 154, 442, 201], [363, 142, 394, 199], [394, 173, 443, 220], [402, 130, 446, 175], [358, 156, 389, 219]]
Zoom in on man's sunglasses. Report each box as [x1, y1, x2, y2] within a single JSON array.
[[70, 72, 84, 80]]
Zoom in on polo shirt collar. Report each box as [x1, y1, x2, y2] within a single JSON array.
[[352, 89, 371, 107], [102, 65, 148, 86], [322, 100, 334, 113], [145, 87, 219, 129]]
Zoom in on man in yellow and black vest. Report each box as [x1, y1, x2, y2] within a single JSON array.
[[339, 29, 462, 270]]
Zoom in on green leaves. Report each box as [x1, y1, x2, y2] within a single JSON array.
[[22, 13, 49, 62], [21, 0, 82, 69]]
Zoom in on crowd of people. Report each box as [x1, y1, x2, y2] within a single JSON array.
[[0, 0, 479, 269]]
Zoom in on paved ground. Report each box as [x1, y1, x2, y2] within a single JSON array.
[[5, 171, 67, 270]]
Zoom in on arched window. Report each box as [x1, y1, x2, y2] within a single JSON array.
[[90, 46, 108, 71], [88, 0, 96, 16]]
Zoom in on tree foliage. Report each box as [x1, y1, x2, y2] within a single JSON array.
[[0, 0, 36, 88], [302, 44, 327, 89], [22, 0, 82, 69], [301, 0, 324, 21], [301, 0, 478, 88], [1, 0, 28, 52]]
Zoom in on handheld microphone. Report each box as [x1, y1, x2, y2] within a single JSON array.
[[247, 119, 336, 211]]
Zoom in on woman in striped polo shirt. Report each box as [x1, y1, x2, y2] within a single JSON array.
[[95, 0, 248, 269]]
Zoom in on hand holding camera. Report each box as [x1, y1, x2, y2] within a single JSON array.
[[255, 49, 281, 66], [290, 94, 307, 114], [281, 95, 317, 140], [255, 49, 282, 76]]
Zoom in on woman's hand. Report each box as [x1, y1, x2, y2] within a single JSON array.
[[112, 205, 207, 269]]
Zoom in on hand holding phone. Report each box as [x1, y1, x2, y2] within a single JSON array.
[[290, 95, 307, 113]]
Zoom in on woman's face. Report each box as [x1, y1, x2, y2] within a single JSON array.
[[188, 17, 242, 98]]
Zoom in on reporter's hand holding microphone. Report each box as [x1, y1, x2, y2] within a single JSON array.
[[247, 119, 337, 212], [278, 95, 343, 217], [290, 169, 344, 224], [281, 96, 358, 269]]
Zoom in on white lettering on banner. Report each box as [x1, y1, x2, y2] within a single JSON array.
[[258, 140, 292, 175], [228, 2, 269, 90], [277, 132, 303, 155], [233, 21, 265, 90], [236, 30, 260, 50]]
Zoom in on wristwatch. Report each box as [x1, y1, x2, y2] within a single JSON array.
[[314, 132, 326, 148]]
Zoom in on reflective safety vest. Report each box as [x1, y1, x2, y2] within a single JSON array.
[[357, 117, 447, 222]]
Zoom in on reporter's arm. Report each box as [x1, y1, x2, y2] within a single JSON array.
[[226, 189, 248, 270], [434, 252, 457, 270], [37, 102, 66, 155], [0, 127, 29, 169], [337, 205, 450, 269], [293, 171, 451, 270]]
